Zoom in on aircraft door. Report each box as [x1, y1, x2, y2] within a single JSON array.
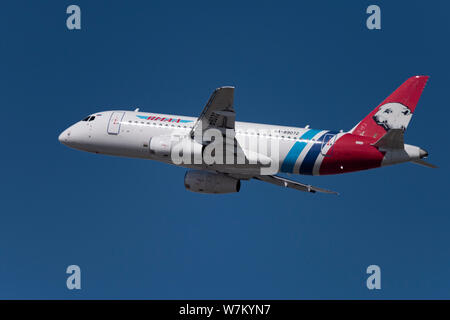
[[321, 133, 337, 157], [107, 112, 125, 135]]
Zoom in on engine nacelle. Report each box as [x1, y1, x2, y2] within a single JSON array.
[[184, 170, 240, 194]]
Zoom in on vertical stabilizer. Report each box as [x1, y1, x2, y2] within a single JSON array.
[[351, 76, 429, 139]]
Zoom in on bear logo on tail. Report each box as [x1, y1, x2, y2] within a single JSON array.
[[372, 102, 412, 131]]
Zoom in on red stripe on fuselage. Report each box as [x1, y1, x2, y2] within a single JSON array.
[[319, 133, 384, 175]]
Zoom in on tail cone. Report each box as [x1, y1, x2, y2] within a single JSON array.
[[419, 148, 428, 159]]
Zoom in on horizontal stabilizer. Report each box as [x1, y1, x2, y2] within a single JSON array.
[[411, 159, 438, 169], [372, 129, 404, 149]]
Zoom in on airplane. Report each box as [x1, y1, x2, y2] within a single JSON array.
[[58, 75, 435, 195]]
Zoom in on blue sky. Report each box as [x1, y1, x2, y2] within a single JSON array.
[[0, 0, 449, 299]]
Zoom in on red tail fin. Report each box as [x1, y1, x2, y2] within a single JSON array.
[[351, 76, 429, 139]]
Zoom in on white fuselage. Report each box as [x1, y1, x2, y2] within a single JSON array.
[[59, 110, 424, 177]]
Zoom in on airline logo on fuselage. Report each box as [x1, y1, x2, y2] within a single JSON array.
[[136, 115, 193, 123]]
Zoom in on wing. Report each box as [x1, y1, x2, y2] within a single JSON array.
[[190, 86, 235, 142], [254, 175, 339, 195], [188, 86, 267, 169]]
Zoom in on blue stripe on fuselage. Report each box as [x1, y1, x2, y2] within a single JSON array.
[[299, 131, 339, 175], [280, 129, 321, 173]]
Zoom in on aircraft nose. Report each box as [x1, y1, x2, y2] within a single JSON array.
[[58, 129, 71, 145]]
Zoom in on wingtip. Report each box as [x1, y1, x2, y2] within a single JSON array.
[[313, 187, 340, 195]]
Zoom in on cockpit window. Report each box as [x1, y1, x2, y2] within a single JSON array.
[[88, 116, 95, 121], [82, 116, 90, 121]]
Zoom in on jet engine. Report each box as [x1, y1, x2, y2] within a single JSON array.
[[184, 170, 240, 194]]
